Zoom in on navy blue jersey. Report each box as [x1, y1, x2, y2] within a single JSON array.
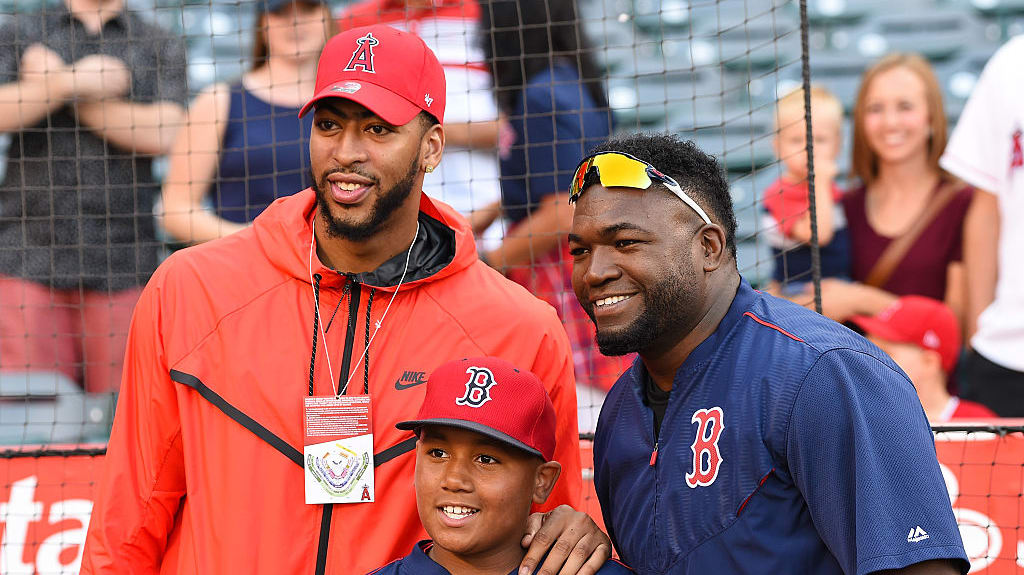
[[368, 541, 635, 574], [594, 279, 968, 575]]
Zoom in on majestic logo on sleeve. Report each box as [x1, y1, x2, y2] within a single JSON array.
[[455, 367, 497, 408], [344, 32, 379, 73], [685, 407, 725, 488]]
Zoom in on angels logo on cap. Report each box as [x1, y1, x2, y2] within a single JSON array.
[[344, 32, 379, 73], [298, 25, 446, 126]]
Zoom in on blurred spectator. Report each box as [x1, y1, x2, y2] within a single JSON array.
[[764, 86, 850, 296], [338, 0, 508, 250], [815, 54, 974, 328], [850, 296, 997, 422], [478, 0, 625, 391], [0, 0, 186, 392], [941, 36, 1024, 416], [161, 0, 333, 244]]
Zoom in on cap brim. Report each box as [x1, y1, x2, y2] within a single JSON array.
[[299, 80, 422, 126], [849, 315, 912, 345], [396, 418, 546, 460]]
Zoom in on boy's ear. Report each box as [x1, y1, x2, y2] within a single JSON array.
[[532, 461, 562, 506]]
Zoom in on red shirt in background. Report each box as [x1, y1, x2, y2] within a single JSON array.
[[763, 179, 842, 237], [937, 396, 1000, 421]]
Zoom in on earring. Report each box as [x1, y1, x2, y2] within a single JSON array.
[[424, 165, 434, 173]]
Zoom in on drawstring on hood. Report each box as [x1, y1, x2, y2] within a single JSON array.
[[307, 275, 375, 396], [309, 273, 322, 397], [304, 209, 422, 397]]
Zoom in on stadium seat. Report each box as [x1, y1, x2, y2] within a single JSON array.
[[968, 0, 1024, 16], [672, 106, 775, 172], [731, 167, 780, 286], [691, 4, 802, 73], [936, 44, 1001, 121], [0, 372, 115, 446], [850, 9, 987, 61], [773, 52, 873, 112], [632, 0, 692, 33]]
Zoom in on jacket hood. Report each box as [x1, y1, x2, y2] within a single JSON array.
[[252, 188, 478, 290]]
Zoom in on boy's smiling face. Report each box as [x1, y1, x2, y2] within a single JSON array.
[[414, 425, 561, 567]]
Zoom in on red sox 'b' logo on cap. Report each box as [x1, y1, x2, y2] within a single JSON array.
[[455, 367, 497, 408], [344, 32, 379, 73]]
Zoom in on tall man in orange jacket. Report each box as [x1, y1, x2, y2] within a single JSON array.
[[81, 25, 606, 575]]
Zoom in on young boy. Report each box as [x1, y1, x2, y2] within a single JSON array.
[[369, 357, 633, 575], [850, 296, 997, 422], [764, 85, 850, 295]]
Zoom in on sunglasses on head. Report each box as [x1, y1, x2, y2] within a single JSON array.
[[568, 151, 713, 226]]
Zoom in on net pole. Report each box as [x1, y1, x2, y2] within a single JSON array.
[[798, 0, 822, 314]]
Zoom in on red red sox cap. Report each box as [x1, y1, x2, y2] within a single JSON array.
[[850, 295, 962, 374], [299, 24, 446, 126], [396, 357, 557, 461]]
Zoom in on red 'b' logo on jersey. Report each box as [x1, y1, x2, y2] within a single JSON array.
[[685, 407, 725, 488]]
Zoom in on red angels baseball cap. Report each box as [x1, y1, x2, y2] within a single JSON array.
[[396, 357, 557, 461], [298, 24, 446, 126], [850, 295, 961, 373]]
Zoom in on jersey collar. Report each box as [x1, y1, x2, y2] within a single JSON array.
[[627, 276, 757, 393], [402, 541, 527, 575]]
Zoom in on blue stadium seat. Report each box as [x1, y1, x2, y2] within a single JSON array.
[[936, 44, 1001, 122], [690, 3, 801, 72], [672, 106, 775, 172], [850, 9, 986, 61], [731, 166, 781, 286], [774, 52, 872, 112], [0, 372, 115, 446], [968, 0, 1024, 15], [633, 0, 692, 33]]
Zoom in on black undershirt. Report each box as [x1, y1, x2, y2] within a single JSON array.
[[642, 371, 671, 438]]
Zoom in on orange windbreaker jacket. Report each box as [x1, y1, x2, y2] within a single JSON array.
[[81, 190, 580, 574]]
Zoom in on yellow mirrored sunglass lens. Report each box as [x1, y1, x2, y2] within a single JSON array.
[[590, 154, 653, 189]]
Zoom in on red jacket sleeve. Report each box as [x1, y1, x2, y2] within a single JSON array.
[[80, 268, 186, 574], [530, 317, 582, 511]]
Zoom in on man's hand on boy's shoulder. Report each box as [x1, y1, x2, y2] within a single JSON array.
[[518, 505, 612, 575]]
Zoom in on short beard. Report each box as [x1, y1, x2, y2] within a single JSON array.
[[589, 271, 697, 356], [313, 158, 418, 242]]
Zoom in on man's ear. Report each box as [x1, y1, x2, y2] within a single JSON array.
[[921, 348, 944, 374], [700, 224, 728, 272], [421, 123, 444, 174], [531, 461, 562, 506]]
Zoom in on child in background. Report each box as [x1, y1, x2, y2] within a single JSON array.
[[370, 357, 633, 575], [764, 86, 850, 295], [850, 296, 997, 422]]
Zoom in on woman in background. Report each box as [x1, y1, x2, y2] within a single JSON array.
[[161, 0, 332, 244], [816, 53, 975, 333], [478, 0, 625, 394]]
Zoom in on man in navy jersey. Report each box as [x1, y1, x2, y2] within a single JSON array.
[[567, 133, 968, 575]]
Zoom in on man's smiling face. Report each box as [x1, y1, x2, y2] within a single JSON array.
[[569, 184, 709, 357], [309, 98, 430, 241]]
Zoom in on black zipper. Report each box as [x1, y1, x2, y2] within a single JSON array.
[[338, 277, 363, 392], [315, 276, 362, 575]]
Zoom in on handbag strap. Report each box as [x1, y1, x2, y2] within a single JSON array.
[[863, 181, 960, 289]]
